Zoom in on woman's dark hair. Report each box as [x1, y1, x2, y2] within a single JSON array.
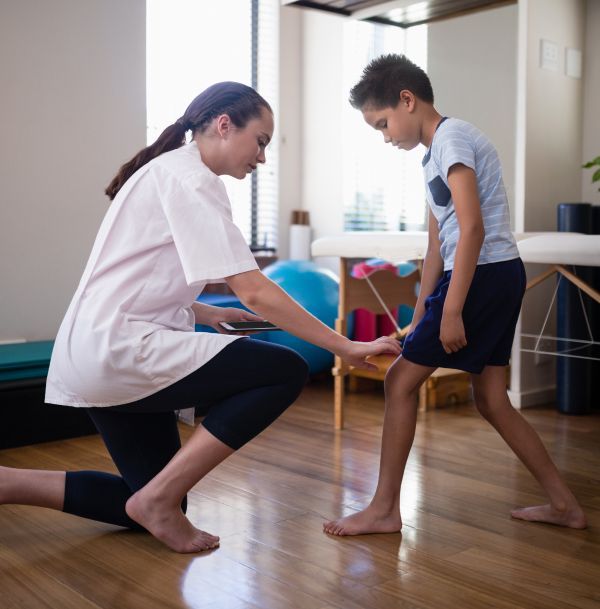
[[349, 53, 434, 110], [105, 81, 272, 200]]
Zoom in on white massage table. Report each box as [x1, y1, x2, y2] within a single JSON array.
[[312, 231, 600, 428]]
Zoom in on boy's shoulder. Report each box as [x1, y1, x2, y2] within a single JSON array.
[[425, 117, 500, 181], [435, 117, 484, 143], [432, 118, 495, 161]]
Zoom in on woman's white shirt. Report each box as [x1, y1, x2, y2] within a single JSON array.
[[45, 142, 258, 407]]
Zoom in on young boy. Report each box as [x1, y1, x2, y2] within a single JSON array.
[[323, 54, 586, 536]]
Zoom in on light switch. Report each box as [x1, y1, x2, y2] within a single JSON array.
[[565, 47, 582, 79], [540, 39, 559, 71]]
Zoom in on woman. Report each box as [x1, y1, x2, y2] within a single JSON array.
[[0, 82, 400, 553]]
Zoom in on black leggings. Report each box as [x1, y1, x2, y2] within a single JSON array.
[[63, 339, 308, 529]]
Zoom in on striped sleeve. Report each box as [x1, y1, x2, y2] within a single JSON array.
[[436, 128, 476, 178]]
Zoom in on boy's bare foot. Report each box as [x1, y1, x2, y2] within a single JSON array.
[[126, 490, 220, 553], [510, 504, 587, 529], [323, 506, 402, 536]]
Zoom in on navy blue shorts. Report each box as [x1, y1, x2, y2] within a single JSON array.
[[401, 258, 526, 374]]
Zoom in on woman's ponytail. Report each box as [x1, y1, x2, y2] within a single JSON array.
[[105, 82, 271, 201], [105, 120, 189, 200]]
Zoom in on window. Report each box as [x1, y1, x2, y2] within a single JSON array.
[[147, 0, 279, 251], [342, 22, 428, 231]]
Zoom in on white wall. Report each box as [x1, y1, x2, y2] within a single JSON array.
[[581, 0, 600, 205], [509, 0, 586, 408], [0, 0, 146, 341], [427, 4, 519, 223], [300, 10, 347, 272], [515, 0, 585, 233]]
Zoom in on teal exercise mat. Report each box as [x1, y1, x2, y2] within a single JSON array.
[[0, 341, 54, 369], [0, 341, 54, 381]]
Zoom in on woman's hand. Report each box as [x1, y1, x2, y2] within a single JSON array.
[[209, 307, 265, 335], [340, 336, 402, 370], [439, 311, 467, 354]]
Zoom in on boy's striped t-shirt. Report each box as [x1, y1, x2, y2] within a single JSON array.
[[422, 117, 519, 271]]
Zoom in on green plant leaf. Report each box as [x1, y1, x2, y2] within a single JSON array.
[[582, 156, 600, 168], [593, 168, 600, 183]]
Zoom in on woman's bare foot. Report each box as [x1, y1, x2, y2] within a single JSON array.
[[323, 505, 402, 536], [510, 504, 587, 529], [126, 490, 220, 553]]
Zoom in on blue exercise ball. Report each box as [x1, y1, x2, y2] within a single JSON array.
[[262, 260, 340, 374]]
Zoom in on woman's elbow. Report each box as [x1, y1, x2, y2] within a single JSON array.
[[241, 289, 262, 310], [226, 271, 267, 309]]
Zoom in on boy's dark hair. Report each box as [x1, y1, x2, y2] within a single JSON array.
[[349, 53, 434, 109]]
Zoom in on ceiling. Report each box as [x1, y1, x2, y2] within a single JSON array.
[[281, 0, 516, 28]]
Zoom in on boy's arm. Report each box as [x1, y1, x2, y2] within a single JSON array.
[[407, 209, 444, 334], [441, 163, 485, 353]]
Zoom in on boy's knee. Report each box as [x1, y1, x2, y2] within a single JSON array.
[[473, 386, 507, 419], [384, 361, 420, 400], [473, 395, 489, 416], [384, 358, 403, 385], [472, 383, 489, 410], [385, 384, 420, 404]]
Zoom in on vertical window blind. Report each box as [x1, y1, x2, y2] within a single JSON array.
[[253, 0, 279, 252]]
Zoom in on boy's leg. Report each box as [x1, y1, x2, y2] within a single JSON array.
[[323, 357, 435, 536], [471, 365, 586, 528]]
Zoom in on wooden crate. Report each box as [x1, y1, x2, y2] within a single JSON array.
[[422, 368, 472, 409], [347, 356, 472, 411]]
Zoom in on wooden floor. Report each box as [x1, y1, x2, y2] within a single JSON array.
[[1, 379, 599, 609]]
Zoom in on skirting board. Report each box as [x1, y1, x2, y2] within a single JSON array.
[[508, 385, 556, 409]]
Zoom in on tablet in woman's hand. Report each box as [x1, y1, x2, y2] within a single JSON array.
[[218, 321, 280, 332]]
